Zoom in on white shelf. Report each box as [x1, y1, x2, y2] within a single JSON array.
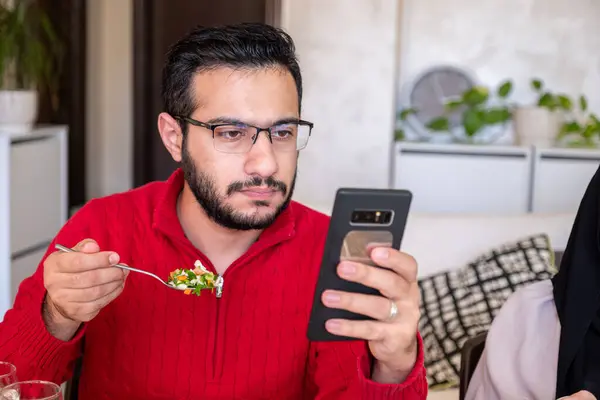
[[394, 142, 533, 214], [393, 142, 600, 215], [532, 147, 600, 213], [0, 125, 68, 320]]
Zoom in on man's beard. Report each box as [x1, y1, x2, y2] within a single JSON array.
[[181, 140, 296, 231]]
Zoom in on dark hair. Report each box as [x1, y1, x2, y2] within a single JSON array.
[[161, 22, 302, 128]]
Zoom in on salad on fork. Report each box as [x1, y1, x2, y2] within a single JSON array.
[[167, 260, 224, 297]]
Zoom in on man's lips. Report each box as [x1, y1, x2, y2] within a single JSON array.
[[238, 187, 278, 198]]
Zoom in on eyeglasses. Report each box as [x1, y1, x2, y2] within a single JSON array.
[[176, 116, 314, 154]]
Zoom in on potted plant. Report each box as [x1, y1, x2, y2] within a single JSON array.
[[0, 0, 63, 134], [555, 94, 600, 148], [512, 78, 570, 147], [424, 80, 514, 144]]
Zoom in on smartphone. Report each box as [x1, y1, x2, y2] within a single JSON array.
[[306, 188, 412, 342]]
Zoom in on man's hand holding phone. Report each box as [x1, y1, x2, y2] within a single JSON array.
[[320, 246, 420, 384]]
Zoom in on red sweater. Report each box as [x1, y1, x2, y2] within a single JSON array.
[[0, 169, 427, 399]]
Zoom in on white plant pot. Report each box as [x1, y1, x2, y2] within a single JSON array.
[[0, 90, 39, 134], [513, 106, 562, 148]]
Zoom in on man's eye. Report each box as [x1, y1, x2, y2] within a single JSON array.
[[273, 130, 294, 139], [219, 130, 244, 140]]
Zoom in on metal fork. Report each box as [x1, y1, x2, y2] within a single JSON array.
[[54, 243, 185, 292]]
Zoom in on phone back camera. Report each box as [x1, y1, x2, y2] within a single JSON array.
[[351, 210, 393, 225]]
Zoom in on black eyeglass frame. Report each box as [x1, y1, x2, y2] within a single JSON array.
[[175, 116, 314, 151]]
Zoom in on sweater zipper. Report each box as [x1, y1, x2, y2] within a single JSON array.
[[210, 279, 222, 381], [215, 276, 224, 298], [203, 233, 294, 381]]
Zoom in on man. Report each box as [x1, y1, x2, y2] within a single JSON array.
[[0, 23, 427, 399]]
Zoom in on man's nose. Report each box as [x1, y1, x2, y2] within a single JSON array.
[[244, 131, 278, 178]]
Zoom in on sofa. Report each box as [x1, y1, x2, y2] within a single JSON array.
[[309, 204, 576, 400]]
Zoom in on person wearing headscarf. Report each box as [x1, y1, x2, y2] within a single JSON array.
[[465, 164, 600, 400]]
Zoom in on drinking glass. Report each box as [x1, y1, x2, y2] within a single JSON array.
[[0, 381, 62, 400], [0, 363, 16, 388]]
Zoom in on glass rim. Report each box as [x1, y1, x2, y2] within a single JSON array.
[[214, 141, 308, 154], [1, 380, 61, 400], [213, 134, 310, 154], [0, 362, 16, 380]]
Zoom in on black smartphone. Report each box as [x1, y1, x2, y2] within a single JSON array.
[[306, 188, 412, 342]]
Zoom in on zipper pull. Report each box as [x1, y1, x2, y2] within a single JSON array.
[[215, 276, 224, 298]]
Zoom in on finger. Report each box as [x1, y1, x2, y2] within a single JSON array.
[[572, 391, 596, 400], [337, 261, 408, 299], [59, 251, 120, 273], [558, 393, 595, 400], [365, 242, 391, 255], [74, 239, 100, 253], [325, 318, 386, 341], [77, 284, 126, 320], [45, 239, 100, 271], [120, 264, 131, 279], [59, 280, 125, 303], [62, 266, 126, 289], [322, 290, 391, 321], [370, 248, 417, 283]]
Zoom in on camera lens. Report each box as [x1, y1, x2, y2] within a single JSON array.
[[351, 210, 392, 224], [382, 211, 392, 224]]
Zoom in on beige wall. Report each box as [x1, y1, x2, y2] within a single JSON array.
[[281, 0, 402, 210], [86, 0, 133, 200], [397, 0, 600, 141]]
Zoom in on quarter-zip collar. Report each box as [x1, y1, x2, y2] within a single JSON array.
[[151, 168, 297, 246]]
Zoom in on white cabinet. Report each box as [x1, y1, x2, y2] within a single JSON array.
[[393, 142, 533, 214], [0, 126, 68, 320], [393, 142, 600, 215], [531, 147, 600, 213]]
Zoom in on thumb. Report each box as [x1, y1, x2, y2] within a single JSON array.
[[558, 391, 597, 400], [578, 391, 597, 400], [73, 238, 100, 254]]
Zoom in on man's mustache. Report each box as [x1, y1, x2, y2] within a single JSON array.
[[227, 176, 288, 196]]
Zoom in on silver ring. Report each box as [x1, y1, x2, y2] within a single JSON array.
[[387, 300, 398, 322]]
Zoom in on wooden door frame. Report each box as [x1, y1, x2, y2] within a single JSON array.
[[132, 0, 153, 188], [65, 0, 87, 208], [265, 0, 282, 27], [132, 0, 282, 187], [37, 0, 87, 208]]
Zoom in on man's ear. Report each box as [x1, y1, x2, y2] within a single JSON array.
[[157, 112, 183, 162]]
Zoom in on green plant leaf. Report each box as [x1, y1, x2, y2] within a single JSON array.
[[538, 93, 556, 110], [397, 108, 417, 121], [556, 94, 573, 111], [582, 123, 596, 139], [580, 95, 588, 112], [558, 121, 582, 139], [462, 87, 489, 106], [426, 117, 450, 132], [585, 115, 600, 139], [497, 80, 513, 98], [483, 107, 512, 125], [463, 109, 483, 137], [394, 128, 405, 141], [444, 99, 463, 112], [564, 121, 582, 133], [531, 79, 543, 91]]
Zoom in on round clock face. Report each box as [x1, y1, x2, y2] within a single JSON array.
[[405, 66, 476, 140]]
